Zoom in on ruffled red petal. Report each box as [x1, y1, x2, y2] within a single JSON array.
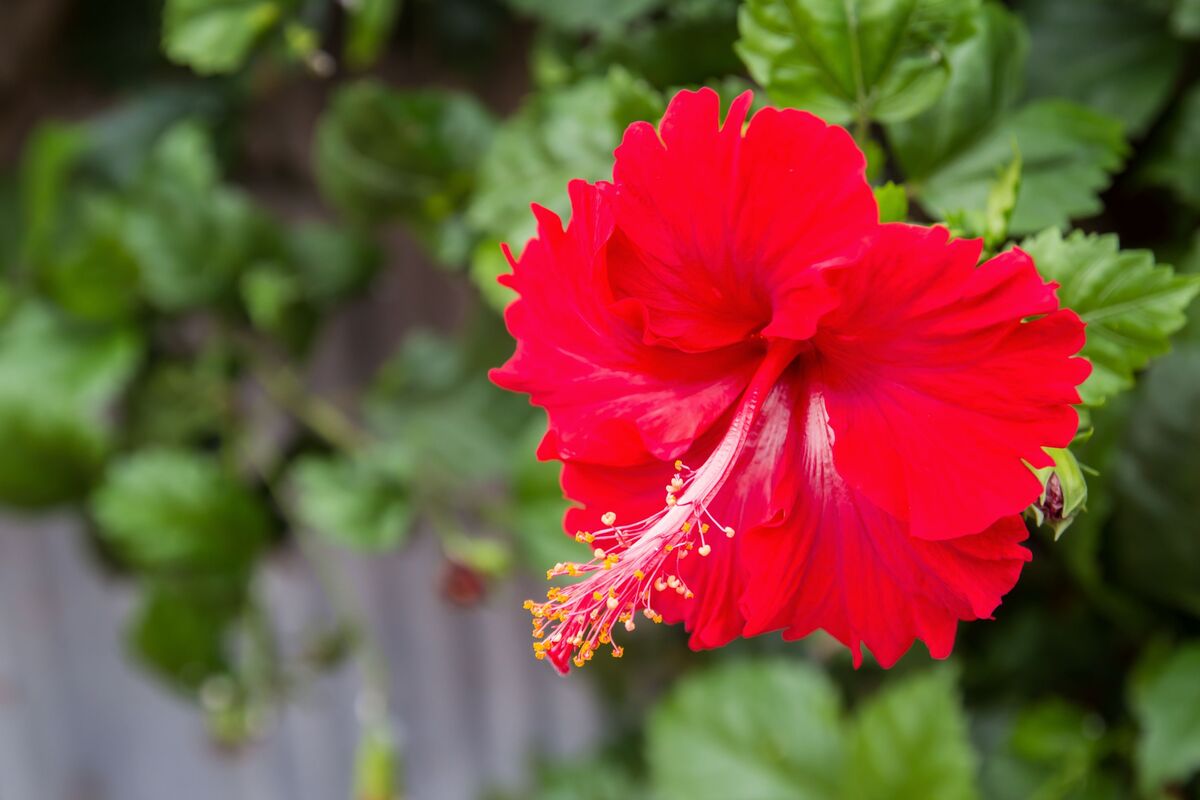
[[814, 224, 1090, 540], [736, 372, 1032, 667], [491, 180, 762, 466], [607, 88, 877, 351]]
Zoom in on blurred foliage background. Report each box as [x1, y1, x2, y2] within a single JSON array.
[[2, 0, 1200, 798]]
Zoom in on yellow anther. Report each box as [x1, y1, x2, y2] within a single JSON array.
[[601, 511, 617, 526], [575, 531, 586, 542], [599, 630, 611, 644], [664, 544, 673, 552], [535, 651, 547, 660], [700, 523, 710, 534], [584, 533, 595, 543], [681, 521, 692, 533], [698, 544, 711, 557], [644, 608, 656, 619], [634, 569, 645, 580], [612, 646, 624, 658], [666, 494, 677, 506], [567, 564, 579, 576], [523, 600, 534, 610], [674, 460, 683, 471], [685, 590, 694, 599], [593, 590, 603, 601]]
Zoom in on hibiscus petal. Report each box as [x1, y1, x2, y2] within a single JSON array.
[[607, 88, 877, 351], [815, 224, 1090, 540], [491, 180, 761, 466], [737, 374, 1032, 668]]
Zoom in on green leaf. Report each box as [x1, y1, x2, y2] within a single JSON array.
[[467, 71, 663, 309], [283, 222, 381, 302], [93, 449, 271, 573], [163, 0, 287, 75], [128, 576, 246, 692], [886, 2, 1026, 180], [1016, 0, 1184, 136], [648, 660, 844, 800], [0, 305, 140, 508], [888, 4, 1127, 234], [18, 123, 87, 271], [1020, 229, 1200, 407], [1131, 643, 1200, 792], [41, 198, 141, 323], [736, 0, 980, 125], [128, 358, 233, 447], [874, 181, 909, 223], [124, 122, 280, 311], [845, 668, 979, 800], [507, 0, 662, 35], [1173, 0, 1200, 37], [1142, 84, 1200, 210], [1111, 346, 1200, 616], [314, 80, 494, 257], [344, 0, 402, 69], [287, 454, 414, 551]]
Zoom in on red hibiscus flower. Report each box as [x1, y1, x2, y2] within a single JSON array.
[[492, 89, 1090, 673]]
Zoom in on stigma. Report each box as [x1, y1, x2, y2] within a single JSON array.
[[525, 405, 758, 674]]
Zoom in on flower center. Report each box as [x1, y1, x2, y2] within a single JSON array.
[[525, 339, 803, 673]]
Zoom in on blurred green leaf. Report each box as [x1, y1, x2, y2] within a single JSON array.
[[527, 756, 643, 800], [315, 81, 494, 262], [888, 4, 1127, 234], [0, 305, 140, 508], [1111, 346, 1200, 616], [736, 0, 980, 125], [874, 181, 908, 223], [19, 123, 87, 271], [345, 0, 402, 69], [284, 222, 381, 302], [468, 71, 663, 309], [1143, 84, 1200, 211], [1020, 229, 1200, 407], [288, 453, 414, 551], [125, 122, 280, 311], [507, 0, 662, 35], [129, 576, 246, 692], [163, 0, 288, 75], [93, 449, 271, 572], [41, 197, 140, 323], [944, 147, 1021, 250], [1173, 0, 1200, 36], [845, 668, 979, 800], [1131, 643, 1200, 793], [648, 660, 844, 800], [1016, 0, 1184, 136], [980, 702, 1115, 800], [128, 358, 232, 447], [354, 724, 402, 800]]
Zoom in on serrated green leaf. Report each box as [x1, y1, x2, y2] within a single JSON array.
[[467, 72, 663, 309], [845, 668, 979, 800], [287, 454, 414, 551], [93, 449, 271, 572], [0, 305, 140, 508], [1021, 229, 1200, 406], [1111, 346, 1200, 616], [1016, 0, 1184, 136], [887, 2, 1027, 179], [344, 0, 402, 69], [163, 0, 287, 75], [1131, 643, 1200, 792], [888, 3, 1127, 234], [315, 81, 494, 257], [914, 100, 1125, 234], [736, 0, 980, 125], [648, 660, 844, 800], [874, 181, 909, 222]]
